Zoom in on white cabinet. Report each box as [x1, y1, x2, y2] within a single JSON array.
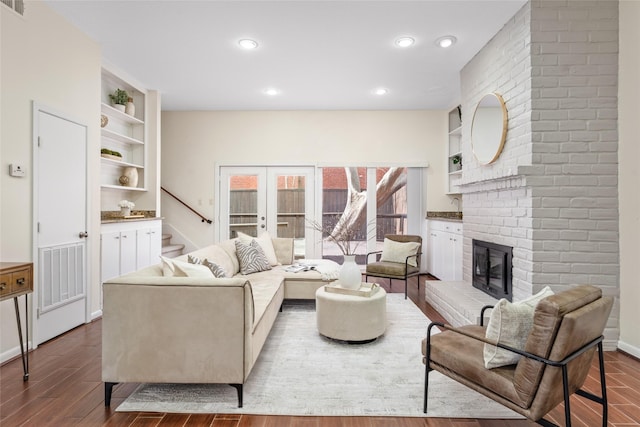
[[100, 67, 147, 191], [101, 220, 162, 283], [427, 220, 463, 281], [136, 225, 162, 270], [447, 106, 462, 195]]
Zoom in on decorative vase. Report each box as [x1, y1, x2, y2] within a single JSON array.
[[119, 167, 139, 188], [113, 103, 126, 113], [125, 97, 135, 116], [120, 207, 131, 217], [338, 255, 362, 289]]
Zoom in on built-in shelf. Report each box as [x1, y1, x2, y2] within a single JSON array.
[[447, 107, 462, 194], [101, 184, 147, 192], [101, 68, 146, 192], [101, 103, 144, 126], [101, 128, 144, 145]]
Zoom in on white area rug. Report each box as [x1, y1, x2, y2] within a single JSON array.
[[117, 294, 522, 418]]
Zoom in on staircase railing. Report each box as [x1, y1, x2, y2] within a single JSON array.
[[161, 186, 213, 224]]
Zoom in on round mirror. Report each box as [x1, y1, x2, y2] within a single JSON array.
[[471, 93, 508, 165]]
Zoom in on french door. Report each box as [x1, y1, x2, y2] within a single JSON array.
[[218, 166, 315, 259]]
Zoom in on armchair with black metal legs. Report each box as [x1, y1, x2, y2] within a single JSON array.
[[365, 234, 422, 299], [422, 284, 613, 427]]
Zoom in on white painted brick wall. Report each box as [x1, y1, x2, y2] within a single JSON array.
[[456, 0, 619, 341]]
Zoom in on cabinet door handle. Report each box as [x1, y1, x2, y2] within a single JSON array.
[[0, 283, 6, 291], [16, 278, 25, 286]]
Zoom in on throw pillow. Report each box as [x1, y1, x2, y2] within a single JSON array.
[[171, 259, 215, 278], [160, 255, 176, 277], [380, 238, 421, 267], [237, 231, 279, 266], [187, 254, 203, 265], [483, 286, 555, 369], [235, 239, 272, 275], [203, 259, 228, 278]]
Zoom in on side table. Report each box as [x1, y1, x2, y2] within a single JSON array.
[[1, 262, 34, 381]]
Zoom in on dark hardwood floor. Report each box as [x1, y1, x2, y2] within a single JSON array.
[[1, 276, 639, 426]]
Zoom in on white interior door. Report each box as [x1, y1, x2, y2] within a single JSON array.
[[34, 106, 88, 344], [219, 166, 315, 258]]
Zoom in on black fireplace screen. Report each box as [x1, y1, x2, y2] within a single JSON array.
[[472, 239, 513, 301]]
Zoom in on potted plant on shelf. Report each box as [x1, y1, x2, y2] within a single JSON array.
[[118, 200, 135, 217], [109, 88, 129, 113], [451, 154, 462, 171], [100, 148, 122, 161]]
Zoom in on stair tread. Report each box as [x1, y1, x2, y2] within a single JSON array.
[[162, 243, 185, 252]]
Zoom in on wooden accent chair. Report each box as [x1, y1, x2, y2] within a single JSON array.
[[365, 234, 422, 299], [422, 285, 613, 427]]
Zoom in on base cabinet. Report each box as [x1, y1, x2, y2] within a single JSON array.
[[101, 220, 162, 283], [427, 220, 463, 281]]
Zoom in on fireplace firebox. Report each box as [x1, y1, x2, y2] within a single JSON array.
[[472, 239, 513, 301]]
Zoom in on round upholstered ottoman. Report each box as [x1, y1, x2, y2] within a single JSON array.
[[315, 286, 387, 343]]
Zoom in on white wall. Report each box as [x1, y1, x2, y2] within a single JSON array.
[[161, 110, 449, 249], [618, 0, 640, 357], [1, 3, 101, 359]]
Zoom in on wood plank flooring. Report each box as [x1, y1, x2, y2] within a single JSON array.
[[1, 276, 639, 426]]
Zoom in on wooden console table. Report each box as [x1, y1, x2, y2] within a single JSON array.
[[0, 262, 33, 381]]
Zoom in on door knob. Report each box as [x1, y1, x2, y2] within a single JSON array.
[[261, 224, 266, 229], [79, 231, 89, 238]]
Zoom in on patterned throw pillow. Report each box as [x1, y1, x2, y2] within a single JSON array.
[[203, 259, 228, 278], [235, 239, 272, 275], [188, 254, 228, 278]]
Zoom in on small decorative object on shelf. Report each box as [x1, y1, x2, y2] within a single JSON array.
[[125, 97, 135, 116], [119, 167, 139, 188], [100, 114, 109, 128], [118, 200, 135, 216], [109, 88, 129, 113], [118, 200, 135, 217], [101, 148, 122, 161]]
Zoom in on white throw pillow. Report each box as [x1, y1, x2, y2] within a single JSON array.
[[171, 259, 215, 278], [483, 286, 555, 369], [160, 255, 176, 277], [380, 238, 421, 267], [237, 231, 279, 266]]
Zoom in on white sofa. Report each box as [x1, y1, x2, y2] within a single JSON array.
[[102, 236, 336, 407]]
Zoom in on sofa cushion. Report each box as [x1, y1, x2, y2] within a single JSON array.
[[238, 231, 279, 266], [218, 239, 241, 275], [483, 286, 554, 369], [236, 240, 272, 275], [380, 238, 421, 267], [187, 245, 236, 277]]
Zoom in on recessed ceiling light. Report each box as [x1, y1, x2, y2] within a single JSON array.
[[395, 37, 415, 48], [435, 36, 457, 48], [263, 88, 280, 96], [238, 39, 259, 49], [373, 88, 389, 96]]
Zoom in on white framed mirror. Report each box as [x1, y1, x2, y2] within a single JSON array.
[[471, 92, 508, 165]]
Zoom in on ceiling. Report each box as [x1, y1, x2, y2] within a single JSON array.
[[45, 0, 527, 111]]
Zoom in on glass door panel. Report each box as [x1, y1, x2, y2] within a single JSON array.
[[220, 167, 314, 259]]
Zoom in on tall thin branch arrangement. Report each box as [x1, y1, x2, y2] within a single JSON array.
[[307, 215, 362, 255]]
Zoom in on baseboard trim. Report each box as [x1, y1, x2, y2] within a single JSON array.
[[91, 309, 103, 321], [618, 340, 640, 360], [0, 341, 32, 366]]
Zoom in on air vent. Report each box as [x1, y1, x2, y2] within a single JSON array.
[[1, 0, 24, 16]]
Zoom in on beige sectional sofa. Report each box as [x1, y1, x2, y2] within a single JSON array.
[[102, 236, 336, 408]]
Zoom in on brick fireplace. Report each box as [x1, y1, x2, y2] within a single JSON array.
[[426, 0, 620, 350]]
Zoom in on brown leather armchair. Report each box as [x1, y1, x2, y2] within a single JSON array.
[[365, 234, 422, 299], [422, 285, 613, 427]]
